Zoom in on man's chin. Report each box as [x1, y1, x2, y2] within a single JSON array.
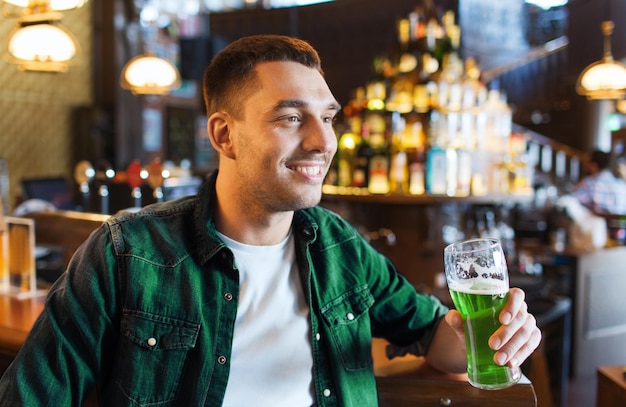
[[297, 196, 322, 210], [291, 189, 323, 210]]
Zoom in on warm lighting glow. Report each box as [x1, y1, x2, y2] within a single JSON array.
[[524, 0, 567, 10], [3, 0, 87, 11], [120, 53, 181, 95], [576, 21, 626, 100], [2, 0, 29, 6], [6, 22, 78, 72]]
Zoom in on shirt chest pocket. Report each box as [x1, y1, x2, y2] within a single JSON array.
[[321, 285, 375, 371], [115, 310, 200, 406]]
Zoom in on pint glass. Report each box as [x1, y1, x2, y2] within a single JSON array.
[[443, 238, 521, 390]]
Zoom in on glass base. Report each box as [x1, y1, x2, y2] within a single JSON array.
[[468, 366, 521, 390]]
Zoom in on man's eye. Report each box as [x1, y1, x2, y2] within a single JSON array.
[[286, 116, 301, 122]]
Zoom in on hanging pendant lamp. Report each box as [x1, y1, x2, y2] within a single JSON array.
[[120, 52, 181, 95], [3, 1, 80, 72], [6, 17, 78, 72], [2, 0, 87, 11], [576, 21, 626, 100]]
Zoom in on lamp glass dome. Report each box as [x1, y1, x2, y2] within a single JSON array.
[[3, 0, 87, 10], [576, 20, 626, 100], [8, 24, 76, 62], [50, 0, 87, 10], [121, 54, 181, 95], [579, 61, 626, 92]]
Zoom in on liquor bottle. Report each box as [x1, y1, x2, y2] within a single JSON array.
[[368, 125, 391, 194], [426, 142, 447, 195], [0, 198, 7, 292], [456, 144, 472, 197], [363, 78, 390, 194], [404, 116, 426, 195], [409, 146, 426, 195], [344, 87, 366, 136], [353, 122, 372, 189], [337, 128, 361, 188], [445, 143, 458, 196], [389, 113, 408, 194], [425, 111, 447, 195], [387, 18, 419, 114]]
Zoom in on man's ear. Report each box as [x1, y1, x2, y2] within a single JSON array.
[[207, 112, 235, 159]]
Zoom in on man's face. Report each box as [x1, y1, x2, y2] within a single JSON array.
[[228, 61, 340, 213]]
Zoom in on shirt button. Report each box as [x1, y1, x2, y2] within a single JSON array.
[[224, 293, 233, 301], [315, 333, 321, 341], [147, 337, 157, 347], [323, 389, 331, 397], [217, 355, 227, 365], [346, 312, 355, 321]]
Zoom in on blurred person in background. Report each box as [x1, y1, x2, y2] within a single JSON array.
[[571, 149, 626, 215]]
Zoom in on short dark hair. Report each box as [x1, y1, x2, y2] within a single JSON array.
[[202, 35, 324, 119], [590, 150, 611, 170]]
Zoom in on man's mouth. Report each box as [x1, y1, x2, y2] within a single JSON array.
[[293, 165, 323, 176]]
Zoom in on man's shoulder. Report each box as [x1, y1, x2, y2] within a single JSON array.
[[107, 195, 198, 225], [300, 205, 354, 228], [298, 205, 362, 245]]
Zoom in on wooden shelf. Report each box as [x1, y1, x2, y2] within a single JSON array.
[[322, 185, 534, 206]]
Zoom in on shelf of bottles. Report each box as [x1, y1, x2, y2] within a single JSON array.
[[323, 4, 534, 205]]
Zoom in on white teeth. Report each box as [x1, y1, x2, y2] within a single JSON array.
[[294, 166, 321, 176]]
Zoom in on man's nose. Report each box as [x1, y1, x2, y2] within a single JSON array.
[[302, 119, 337, 153]]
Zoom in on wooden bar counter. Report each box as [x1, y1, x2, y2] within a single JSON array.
[[373, 338, 537, 406], [0, 300, 537, 405], [377, 375, 537, 407], [596, 365, 626, 407], [0, 295, 45, 371], [0, 210, 107, 374], [0, 210, 537, 405]]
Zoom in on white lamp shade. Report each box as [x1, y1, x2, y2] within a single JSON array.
[[120, 54, 181, 95], [576, 59, 626, 100], [50, 0, 87, 10], [3, 0, 87, 10], [579, 60, 626, 91], [8, 24, 77, 62], [575, 20, 626, 100], [2, 0, 28, 6]]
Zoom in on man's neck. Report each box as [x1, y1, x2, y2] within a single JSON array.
[[213, 182, 294, 246], [216, 213, 294, 246]]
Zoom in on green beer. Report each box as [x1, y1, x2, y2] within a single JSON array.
[[449, 282, 520, 389], [444, 238, 521, 390]]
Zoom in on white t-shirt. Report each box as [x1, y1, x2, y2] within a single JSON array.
[[219, 231, 314, 406]]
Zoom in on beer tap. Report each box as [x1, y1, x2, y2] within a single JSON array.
[[126, 159, 143, 208], [95, 160, 115, 214], [73, 160, 95, 212], [146, 158, 165, 203]]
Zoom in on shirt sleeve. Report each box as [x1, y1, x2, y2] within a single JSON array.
[[365, 247, 449, 357], [0, 224, 120, 406]]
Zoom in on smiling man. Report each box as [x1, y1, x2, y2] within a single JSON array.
[[0, 35, 541, 406]]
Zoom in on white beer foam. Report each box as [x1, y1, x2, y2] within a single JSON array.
[[448, 278, 508, 295]]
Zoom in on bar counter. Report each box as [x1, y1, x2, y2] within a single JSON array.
[[0, 295, 45, 357], [377, 375, 537, 406], [0, 210, 537, 405], [372, 338, 537, 406], [0, 295, 537, 405]]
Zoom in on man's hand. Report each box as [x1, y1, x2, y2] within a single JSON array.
[[444, 287, 542, 368]]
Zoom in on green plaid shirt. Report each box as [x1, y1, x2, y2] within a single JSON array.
[[0, 172, 447, 406]]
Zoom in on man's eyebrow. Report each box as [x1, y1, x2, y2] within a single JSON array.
[[274, 99, 306, 110], [273, 99, 342, 112], [329, 102, 342, 112]]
